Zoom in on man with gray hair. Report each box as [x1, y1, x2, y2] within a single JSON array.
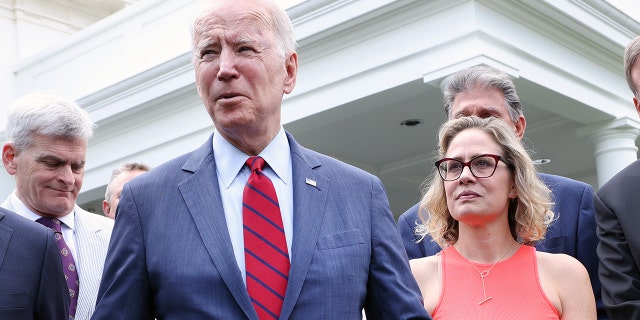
[[93, 0, 428, 318], [102, 162, 150, 219], [1, 93, 113, 320]]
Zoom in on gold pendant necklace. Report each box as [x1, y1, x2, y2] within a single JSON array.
[[462, 242, 517, 305]]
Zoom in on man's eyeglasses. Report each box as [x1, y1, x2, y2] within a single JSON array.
[[435, 154, 509, 181]]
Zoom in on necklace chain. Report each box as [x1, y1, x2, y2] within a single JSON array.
[[462, 242, 517, 305]]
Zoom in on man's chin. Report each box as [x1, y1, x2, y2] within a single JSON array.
[[44, 201, 75, 216]]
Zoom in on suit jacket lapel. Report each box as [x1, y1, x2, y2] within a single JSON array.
[[280, 132, 329, 319], [178, 135, 255, 319]]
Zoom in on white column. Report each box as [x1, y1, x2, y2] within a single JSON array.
[[584, 118, 640, 187]]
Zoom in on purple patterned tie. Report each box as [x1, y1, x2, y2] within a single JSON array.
[[37, 217, 79, 319]]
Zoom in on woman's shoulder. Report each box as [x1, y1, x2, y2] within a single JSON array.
[[410, 253, 441, 282], [410, 254, 439, 273], [536, 252, 591, 290], [536, 251, 588, 275], [410, 253, 442, 314], [536, 248, 596, 318]]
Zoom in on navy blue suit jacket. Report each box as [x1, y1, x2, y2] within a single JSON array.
[[594, 159, 640, 319], [397, 172, 603, 318], [0, 208, 69, 320], [93, 132, 430, 320]]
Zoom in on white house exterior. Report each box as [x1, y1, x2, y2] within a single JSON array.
[[1, 0, 639, 217]]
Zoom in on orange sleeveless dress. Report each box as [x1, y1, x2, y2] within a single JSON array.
[[431, 245, 560, 319]]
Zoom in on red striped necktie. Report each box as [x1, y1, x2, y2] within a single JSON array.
[[242, 156, 289, 319]]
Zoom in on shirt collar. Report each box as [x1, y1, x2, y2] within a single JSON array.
[[213, 127, 290, 188], [9, 191, 76, 231]]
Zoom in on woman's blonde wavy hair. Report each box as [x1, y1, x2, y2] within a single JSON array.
[[415, 116, 554, 248]]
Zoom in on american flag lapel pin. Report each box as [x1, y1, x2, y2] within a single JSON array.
[[305, 178, 317, 187]]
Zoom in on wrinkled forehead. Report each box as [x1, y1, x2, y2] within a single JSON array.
[[193, 0, 275, 39], [453, 103, 499, 114], [450, 104, 510, 120]]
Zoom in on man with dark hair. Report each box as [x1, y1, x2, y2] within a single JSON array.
[[594, 34, 640, 319]]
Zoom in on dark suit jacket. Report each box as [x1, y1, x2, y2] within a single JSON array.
[[594, 159, 640, 320], [0, 207, 69, 320], [397, 172, 603, 318], [93, 132, 430, 320]]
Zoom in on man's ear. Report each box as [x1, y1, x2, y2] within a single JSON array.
[[102, 200, 111, 218], [283, 51, 298, 94], [2, 143, 18, 175]]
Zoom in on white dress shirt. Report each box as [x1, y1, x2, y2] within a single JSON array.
[[6, 191, 80, 269], [213, 127, 293, 284]]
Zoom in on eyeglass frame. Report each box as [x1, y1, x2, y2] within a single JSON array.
[[434, 153, 512, 181]]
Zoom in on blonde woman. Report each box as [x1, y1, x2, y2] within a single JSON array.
[[410, 116, 595, 319]]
